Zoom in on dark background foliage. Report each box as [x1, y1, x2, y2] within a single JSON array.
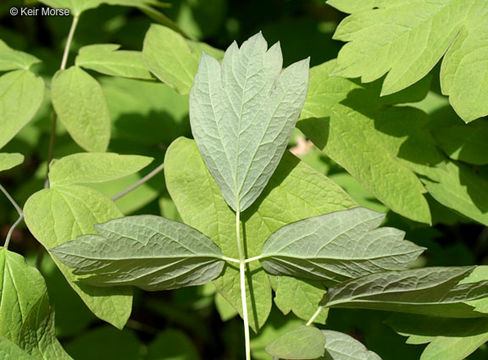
[[0, 0, 487, 359]]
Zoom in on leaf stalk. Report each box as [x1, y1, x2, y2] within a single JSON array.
[[236, 209, 251, 360]]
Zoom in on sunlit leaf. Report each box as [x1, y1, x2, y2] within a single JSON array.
[[48, 152, 153, 186], [190, 32, 309, 212], [24, 185, 132, 329], [0, 70, 44, 149], [0, 248, 72, 359], [75, 44, 153, 80], [51, 66, 111, 152]]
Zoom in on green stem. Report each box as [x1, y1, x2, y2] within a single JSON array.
[[0, 184, 24, 249], [112, 162, 165, 201], [60, 14, 79, 71], [236, 209, 251, 360], [46, 14, 80, 188], [306, 306, 323, 326]]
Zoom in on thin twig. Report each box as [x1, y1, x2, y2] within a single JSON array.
[[0, 184, 22, 216], [0, 184, 24, 249], [112, 162, 165, 201], [45, 14, 80, 188], [4, 214, 23, 249], [60, 15, 79, 71]]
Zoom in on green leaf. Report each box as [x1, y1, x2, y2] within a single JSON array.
[[75, 44, 153, 80], [146, 329, 200, 360], [388, 314, 488, 360], [432, 119, 488, 165], [0, 336, 37, 360], [0, 70, 44, 149], [143, 24, 223, 94], [265, 325, 326, 359], [23, 185, 132, 329], [0, 248, 72, 359], [298, 61, 432, 223], [274, 276, 328, 324], [52, 215, 225, 290], [164, 137, 356, 331], [64, 326, 144, 360], [422, 161, 488, 226], [51, 66, 111, 152], [329, 0, 488, 122], [190, 32, 309, 212], [0, 153, 24, 172], [261, 207, 424, 284], [321, 330, 382, 360], [48, 152, 153, 186], [0, 40, 40, 71], [323, 266, 488, 318]]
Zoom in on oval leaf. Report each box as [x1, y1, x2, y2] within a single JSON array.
[[265, 325, 326, 359], [49, 152, 153, 186], [76, 44, 153, 80], [0, 70, 44, 149], [23, 185, 132, 329], [261, 207, 425, 284], [52, 215, 225, 290], [323, 266, 488, 318], [190, 32, 309, 212], [51, 66, 111, 152], [142, 24, 223, 94]]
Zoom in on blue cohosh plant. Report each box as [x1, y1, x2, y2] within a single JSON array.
[[2, 1, 488, 359], [42, 34, 488, 359]]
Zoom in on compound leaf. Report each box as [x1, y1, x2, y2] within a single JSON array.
[[48, 152, 153, 187], [329, 0, 488, 122], [0, 248, 71, 359], [321, 330, 382, 360], [164, 137, 356, 331], [0, 40, 40, 71], [261, 207, 425, 284], [265, 325, 326, 359], [51, 66, 110, 152], [52, 215, 225, 290], [0, 70, 44, 149], [323, 266, 488, 318], [299, 61, 432, 223], [190, 32, 309, 212], [75, 44, 153, 80], [23, 185, 132, 330], [0, 153, 24, 172], [143, 24, 223, 94]]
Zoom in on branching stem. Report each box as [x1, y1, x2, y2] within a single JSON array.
[[236, 209, 251, 360], [112, 162, 165, 201], [0, 184, 24, 249]]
